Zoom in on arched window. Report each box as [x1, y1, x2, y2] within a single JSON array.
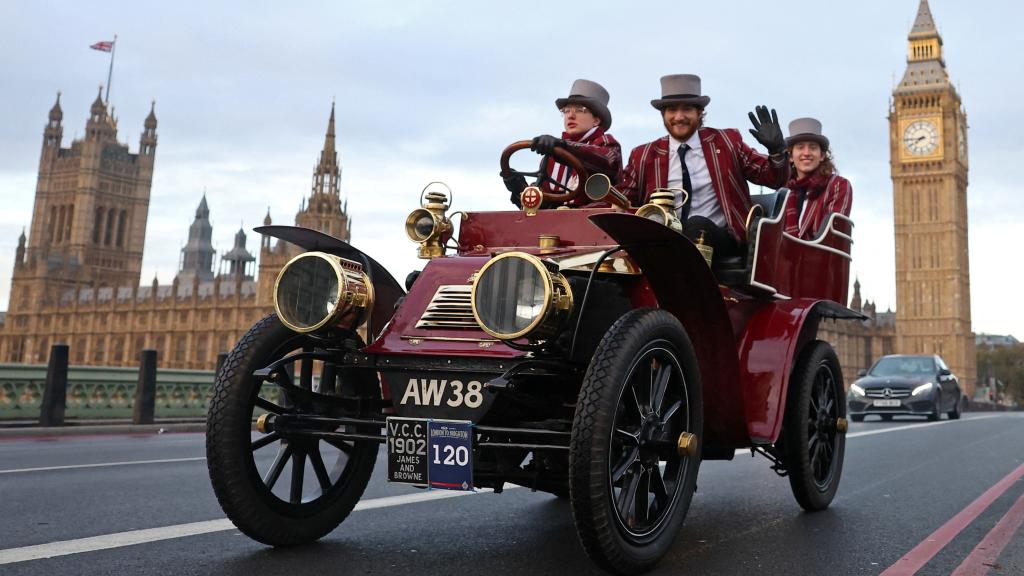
[[93, 207, 104, 244], [56, 205, 67, 243], [116, 210, 127, 247], [49, 206, 57, 242], [104, 207, 116, 245], [65, 204, 74, 242]]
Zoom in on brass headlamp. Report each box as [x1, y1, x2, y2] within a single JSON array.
[[405, 182, 453, 259], [471, 252, 574, 342], [635, 189, 686, 233], [273, 252, 374, 334]]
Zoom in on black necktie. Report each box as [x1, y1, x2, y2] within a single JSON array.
[[677, 144, 693, 194], [677, 144, 693, 220]]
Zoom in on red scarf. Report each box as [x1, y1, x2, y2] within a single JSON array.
[[786, 173, 829, 201]]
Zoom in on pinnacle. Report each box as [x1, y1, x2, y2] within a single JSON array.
[[910, 0, 937, 36]]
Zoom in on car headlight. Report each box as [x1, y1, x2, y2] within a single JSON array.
[[471, 252, 573, 341], [912, 382, 935, 396], [274, 251, 374, 334], [850, 383, 865, 396]]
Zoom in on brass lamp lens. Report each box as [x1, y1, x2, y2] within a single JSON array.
[[636, 205, 666, 225], [412, 214, 435, 240], [475, 257, 547, 336], [275, 256, 339, 330]]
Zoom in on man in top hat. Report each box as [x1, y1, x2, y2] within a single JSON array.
[[782, 117, 852, 239], [618, 74, 789, 260], [504, 78, 622, 207]]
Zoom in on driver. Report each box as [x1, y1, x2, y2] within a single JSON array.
[[618, 74, 790, 263], [503, 79, 622, 207], [782, 117, 852, 239]]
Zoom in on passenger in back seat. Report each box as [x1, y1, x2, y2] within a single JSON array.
[[783, 117, 853, 239]]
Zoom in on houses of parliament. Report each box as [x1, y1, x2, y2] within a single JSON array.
[[0, 0, 976, 395], [0, 89, 350, 371]]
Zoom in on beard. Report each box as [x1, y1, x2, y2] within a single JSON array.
[[664, 117, 698, 141]]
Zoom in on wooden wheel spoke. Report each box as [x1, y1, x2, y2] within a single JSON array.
[[634, 468, 651, 526], [659, 400, 682, 426], [326, 437, 355, 456], [263, 443, 292, 489], [612, 447, 641, 483], [251, 431, 280, 451], [651, 362, 671, 416], [254, 396, 286, 414], [650, 465, 670, 509], [289, 448, 307, 504], [616, 469, 642, 524], [308, 443, 333, 492], [614, 427, 641, 446]]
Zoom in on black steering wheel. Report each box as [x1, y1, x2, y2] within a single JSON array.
[[499, 140, 589, 204]]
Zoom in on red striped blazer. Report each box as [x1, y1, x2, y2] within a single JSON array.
[[782, 174, 853, 239], [618, 128, 790, 241], [544, 128, 622, 206]]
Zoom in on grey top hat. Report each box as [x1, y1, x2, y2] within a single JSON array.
[[786, 117, 830, 151], [554, 79, 612, 130], [650, 74, 711, 110]]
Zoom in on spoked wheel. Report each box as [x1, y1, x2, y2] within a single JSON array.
[[781, 340, 846, 512], [206, 314, 379, 546], [570, 308, 702, 575]]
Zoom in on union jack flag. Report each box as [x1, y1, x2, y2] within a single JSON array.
[[90, 40, 114, 52]]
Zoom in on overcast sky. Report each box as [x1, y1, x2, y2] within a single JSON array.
[[1, 1, 1020, 338]]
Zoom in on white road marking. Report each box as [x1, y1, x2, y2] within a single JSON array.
[[732, 413, 1007, 456], [0, 487, 510, 565], [0, 413, 1015, 564], [0, 457, 207, 475]]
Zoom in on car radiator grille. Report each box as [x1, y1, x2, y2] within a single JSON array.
[[415, 285, 478, 329], [865, 389, 911, 398]]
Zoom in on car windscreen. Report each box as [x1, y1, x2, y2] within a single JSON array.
[[868, 357, 935, 377]]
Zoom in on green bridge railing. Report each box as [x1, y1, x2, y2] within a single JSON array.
[[0, 363, 215, 421]]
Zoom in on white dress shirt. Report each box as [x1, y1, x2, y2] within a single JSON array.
[[668, 131, 723, 226]]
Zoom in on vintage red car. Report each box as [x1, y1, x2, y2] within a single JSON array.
[[205, 142, 859, 575]]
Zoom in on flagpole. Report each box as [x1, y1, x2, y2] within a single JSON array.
[[104, 35, 117, 103]]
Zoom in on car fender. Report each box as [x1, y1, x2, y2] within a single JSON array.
[[738, 298, 865, 443], [589, 212, 747, 447], [255, 225, 405, 340]]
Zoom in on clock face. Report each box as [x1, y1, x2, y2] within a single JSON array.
[[903, 120, 939, 156]]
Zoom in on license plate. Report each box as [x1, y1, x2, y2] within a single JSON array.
[[873, 399, 901, 407], [386, 417, 473, 491]]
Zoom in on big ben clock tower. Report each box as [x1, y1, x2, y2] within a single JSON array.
[[890, 0, 975, 396]]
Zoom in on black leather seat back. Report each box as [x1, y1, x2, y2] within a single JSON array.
[[750, 188, 788, 220]]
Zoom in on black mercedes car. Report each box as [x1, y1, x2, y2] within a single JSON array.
[[847, 354, 964, 422]]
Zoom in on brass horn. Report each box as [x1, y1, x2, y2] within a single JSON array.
[[584, 174, 630, 209]]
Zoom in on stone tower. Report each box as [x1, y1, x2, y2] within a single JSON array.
[[257, 103, 352, 306], [9, 89, 156, 312], [889, 0, 975, 395], [175, 194, 215, 283]]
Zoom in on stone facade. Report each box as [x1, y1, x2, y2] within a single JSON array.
[[0, 99, 350, 370], [889, 0, 975, 396]]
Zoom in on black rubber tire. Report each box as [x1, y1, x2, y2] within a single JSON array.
[[569, 308, 702, 576], [949, 396, 963, 420], [928, 394, 942, 421], [781, 340, 845, 512], [206, 314, 378, 546], [850, 414, 864, 423]]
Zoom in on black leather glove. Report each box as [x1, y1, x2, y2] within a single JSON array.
[[502, 173, 527, 207], [531, 134, 565, 155], [747, 105, 786, 156]]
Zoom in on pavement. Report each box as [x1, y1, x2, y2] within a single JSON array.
[[1, 413, 1023, 575], [0, 420, 207, 437]]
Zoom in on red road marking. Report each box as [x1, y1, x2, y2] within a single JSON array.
[[880, 462, 1024, 576], [950, 489, 1024, 576]]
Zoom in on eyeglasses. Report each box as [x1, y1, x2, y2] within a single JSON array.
[[560, 105, 591, 116]]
